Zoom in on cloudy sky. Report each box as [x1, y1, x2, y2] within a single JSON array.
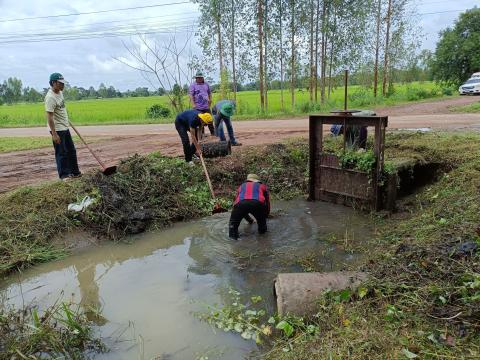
[[0, 0, 477, 91]]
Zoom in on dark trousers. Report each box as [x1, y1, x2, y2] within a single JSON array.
[[197, 108, 215, 135], [229, 200, 268, 239], [175, 119, 196, 162], [52, 129, 80, 179]]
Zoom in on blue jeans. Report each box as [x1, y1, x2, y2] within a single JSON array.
[[52, 129, 80, 179], [213, 112, 237, 143]]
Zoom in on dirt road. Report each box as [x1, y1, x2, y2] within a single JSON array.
[[1, 96, 479, 193]]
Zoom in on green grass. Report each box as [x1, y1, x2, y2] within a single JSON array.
[[0, 136, 98, 153], [263, 132, 480, 359], [451, 99, 480, 113], [0, 302, 106, 358], [1, 132, 479, 358], [0, 136, 66, 153], [0, 82, 450, 127]]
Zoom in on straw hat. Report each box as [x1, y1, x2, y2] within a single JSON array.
[[246, 174, 260, 182]]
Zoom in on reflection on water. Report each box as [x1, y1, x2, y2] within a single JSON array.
[[0, 199, 373, 359]]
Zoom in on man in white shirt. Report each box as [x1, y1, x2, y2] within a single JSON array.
[[45, 73, 81, 180]]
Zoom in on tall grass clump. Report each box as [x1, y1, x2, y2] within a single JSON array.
[[0, 302, 106, 358]]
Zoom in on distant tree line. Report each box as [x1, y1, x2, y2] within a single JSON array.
[[0, 79, 174, 105], [0, 60, 433, 106]]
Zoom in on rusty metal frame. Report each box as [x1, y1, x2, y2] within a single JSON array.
[[309, 115, 388, 210]]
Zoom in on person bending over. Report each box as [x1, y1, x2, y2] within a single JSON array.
[[212, 99, 242, 146], [175, 109, 213, 164], [229, 174, 270, 240]]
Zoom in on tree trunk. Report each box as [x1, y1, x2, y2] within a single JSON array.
[[314, 0, 320, 102], [280, 0, 285, 111], [328, 4, 337, 98], [258, 0, 265, 111], [264, 0, 269, 111], [216, 17, 224, 71], [309, 0, 315, 102], [382, 0, 392, 96], [373, 0, 382, 97], [320, 0, 327, 103], [231, 0, 237, 102], [290, 0, 296, 110]]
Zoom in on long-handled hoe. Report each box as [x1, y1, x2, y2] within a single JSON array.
[[193, 141, 227, 214], [70, 122, 117, 176]]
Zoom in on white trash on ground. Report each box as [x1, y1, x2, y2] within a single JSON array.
[[68, 196, 94, 212]]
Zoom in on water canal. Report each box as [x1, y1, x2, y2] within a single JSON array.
[[0, 199, 374, 359]]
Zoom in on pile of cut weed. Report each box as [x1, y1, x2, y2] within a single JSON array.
[[79, 154, 213, 239], [0, 182, 82, 275], [264, 131, 480, 359]]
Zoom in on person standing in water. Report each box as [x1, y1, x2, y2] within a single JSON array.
[[229, 174, 270, 240]]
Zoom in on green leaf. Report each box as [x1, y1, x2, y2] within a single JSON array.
[[276, 320, 294, 337], [240, 331, 252, 340], [339, 289, 352, 302], [358, 287, 368, 299], [251, 295, 262, 304], [234, 323, 243, 333], [401, 348, 418, 359], [427, 333, 438, 344]]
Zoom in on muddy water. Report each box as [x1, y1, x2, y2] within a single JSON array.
[[0, 199, 373, 359]]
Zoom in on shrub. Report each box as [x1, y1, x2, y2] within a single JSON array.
[[349, 88, 376, 107], [442, 87, 453, 96], [146, 104, 171, 119], [296, 101, 316, 113], [405, 86, 440, 101]]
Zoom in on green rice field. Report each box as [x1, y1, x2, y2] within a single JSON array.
[[0, 82, 451, 128]]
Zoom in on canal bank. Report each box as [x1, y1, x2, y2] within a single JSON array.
[[1, 131, 479, 358]]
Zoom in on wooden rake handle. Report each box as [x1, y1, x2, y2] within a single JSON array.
[[70, 122, 107, 170], [193, 140, 216, 200]]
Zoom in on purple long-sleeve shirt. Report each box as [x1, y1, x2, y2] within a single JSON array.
[[189, 82, 211, 110]]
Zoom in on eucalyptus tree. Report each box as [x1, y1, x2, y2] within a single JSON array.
[[381, 0, 420, 95]]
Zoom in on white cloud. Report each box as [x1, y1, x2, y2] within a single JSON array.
[[0, 0, 476, 90], [87, 54, 122, 72]]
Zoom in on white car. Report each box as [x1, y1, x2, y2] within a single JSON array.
[[470, 72, 480, 79], [459, 78, 480, 95]]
